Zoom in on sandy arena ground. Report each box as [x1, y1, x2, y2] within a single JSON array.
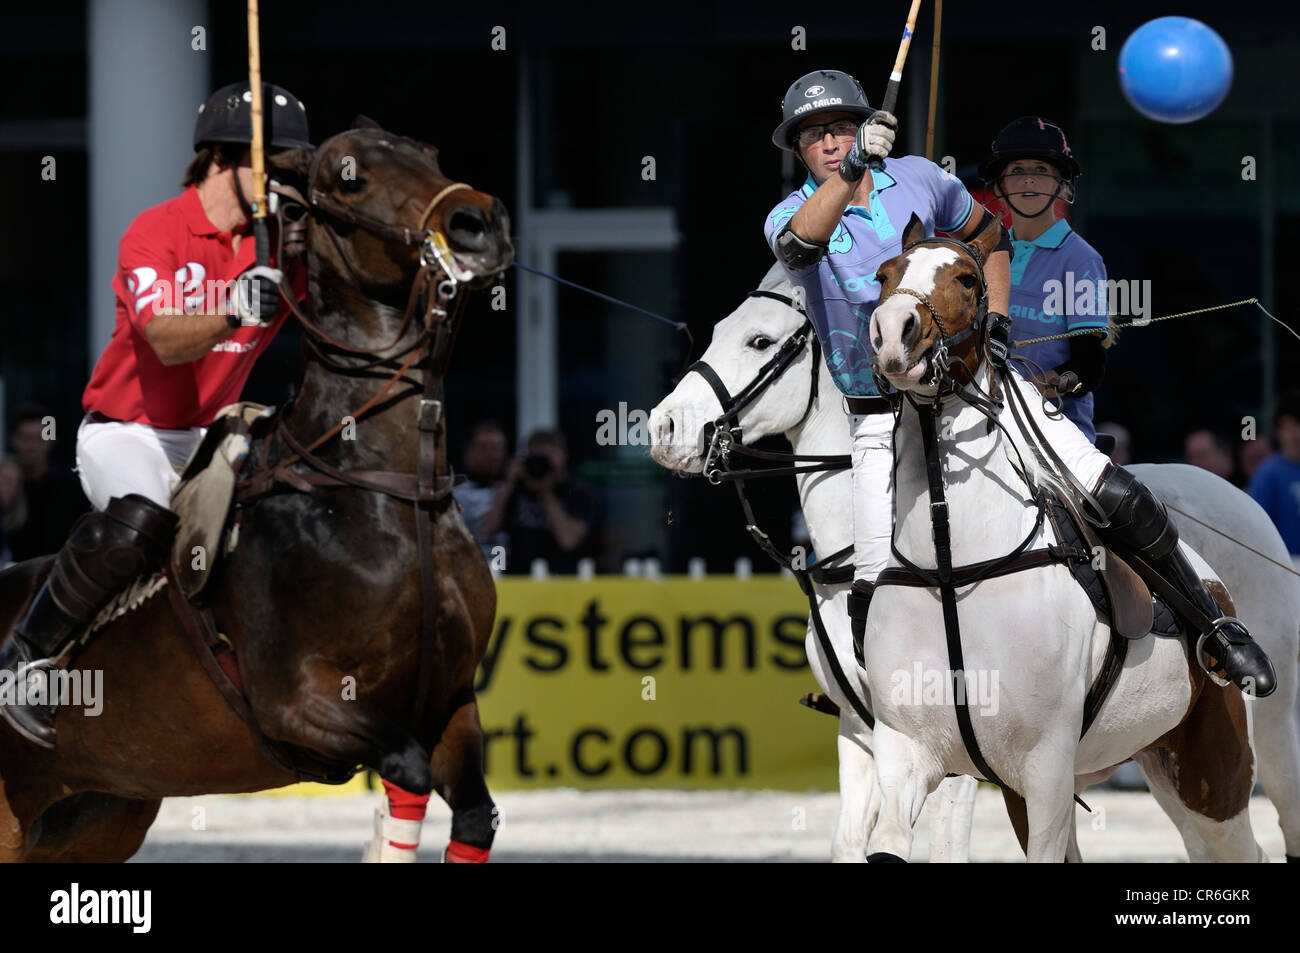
[[131, 786, 1291, 862]]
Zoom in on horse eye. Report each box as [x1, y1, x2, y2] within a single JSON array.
[[957, 273, 978, 289], [749, 334, 775, 351]]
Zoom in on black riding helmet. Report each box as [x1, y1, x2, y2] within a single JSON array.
[[771, 69, 875, 152], [978, 116, 1081, 185], [193, 81, 312, 152]]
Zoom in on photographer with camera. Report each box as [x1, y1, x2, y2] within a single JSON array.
[[479, 428, 595, 574]]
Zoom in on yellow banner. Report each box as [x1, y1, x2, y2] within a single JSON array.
[[257, 577, 839, 795], [477, 577, 837, 790]]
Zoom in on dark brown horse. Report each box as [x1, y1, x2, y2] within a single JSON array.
[[0, 119, 512, 862]]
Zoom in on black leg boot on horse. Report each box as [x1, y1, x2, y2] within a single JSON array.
[[1092, 463, 1277, 698], [0, 494, 179, 748]]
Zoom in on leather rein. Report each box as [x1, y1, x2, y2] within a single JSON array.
[[687, 290, 853, 584]]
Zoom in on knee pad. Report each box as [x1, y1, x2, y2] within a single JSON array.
[[1094, 464, 1178, 560]]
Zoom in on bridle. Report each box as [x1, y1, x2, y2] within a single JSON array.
[[689, 291, 824, 485], [684, 289, 852, 580], [875, 234, 991, 400], [685, 289, 869, 729], [259, 140, 484, 474]]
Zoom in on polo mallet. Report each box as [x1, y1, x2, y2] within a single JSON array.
[[925, 0, 942, 160], [247, 0, 270, 266], [869, 0, 925, 170]]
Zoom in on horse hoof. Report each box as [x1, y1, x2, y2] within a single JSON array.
[[866, 852, 907, 863]]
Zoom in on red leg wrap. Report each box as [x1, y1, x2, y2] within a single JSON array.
[[444, 840, 490, 863], [382, 779, 431, 822]]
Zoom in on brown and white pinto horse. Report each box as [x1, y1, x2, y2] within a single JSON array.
[[860, 213, 1266, 862], [0, 120, 512, 862]]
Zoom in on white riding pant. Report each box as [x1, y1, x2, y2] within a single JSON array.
[[849, 370, 1113, 582], [75, 417, 206, 512]]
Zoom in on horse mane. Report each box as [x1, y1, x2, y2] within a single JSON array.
[[349, 116, 439, 160], [757, 261, 795, 295]]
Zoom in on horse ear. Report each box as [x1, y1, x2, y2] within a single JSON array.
[[354, 114, 383, 131], [267, 147, 313, 180], [902, 212, 926, 248], [967, 208, 1003, 265]]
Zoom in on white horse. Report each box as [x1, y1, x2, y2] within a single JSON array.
[[863, 216, 1298, 861], [650, 260, 1300, 862], [650, 264, 978, 862]]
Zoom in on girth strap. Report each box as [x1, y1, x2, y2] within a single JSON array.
[[876, 546, 1061, 588], [1081, 637, 1128, 739]]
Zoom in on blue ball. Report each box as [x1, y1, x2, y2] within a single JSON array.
[[1118, 17, 1233, 123]]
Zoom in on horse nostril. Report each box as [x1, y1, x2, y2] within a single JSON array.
[[873, 334, 883, 349], [447, 206, 488, 250], [659, 414, 675, 445], [902, 314, 917, 346]]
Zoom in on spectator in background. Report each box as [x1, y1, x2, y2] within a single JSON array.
[[1095, 421, 1132, 466], [453, 420, 509, 561], [481, 428, 595, 574], [0, 457, 27, 566], [1248, 391, 1300, 562], [6, 405, 91, 561], [1238, 433, 1273, 483], [1184, 428, 1238, 485]]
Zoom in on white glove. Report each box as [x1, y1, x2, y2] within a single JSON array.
[[228, 265, 284, 328], [839, 111, 899, 182], [854, 110, 898, 163]]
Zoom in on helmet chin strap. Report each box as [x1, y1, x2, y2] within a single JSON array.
[[230, 162, 256, 222], [1000, 177, 1074, 220]]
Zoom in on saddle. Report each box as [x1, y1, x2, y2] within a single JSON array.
[[168, 401, 275, 599], [1044, 492, 1182, 641], [82, 402, 273, 637]]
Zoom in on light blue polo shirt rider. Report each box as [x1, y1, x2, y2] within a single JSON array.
[[1007, 218, 1109, 442], [763, 155, 975, 397]]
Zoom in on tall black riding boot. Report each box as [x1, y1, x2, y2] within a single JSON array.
[[0, 494, 178, 748], [847, 579, 874, 667], [1092, 464, 1276, 698]]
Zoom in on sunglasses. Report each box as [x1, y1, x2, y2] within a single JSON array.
[[795, 120, 859, 147]]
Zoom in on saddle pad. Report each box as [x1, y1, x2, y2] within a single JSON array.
[[169, 402, 273, 600], [1049, 498, 1180, 637]]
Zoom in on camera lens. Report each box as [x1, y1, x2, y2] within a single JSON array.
[[523, 452, 552, 480]]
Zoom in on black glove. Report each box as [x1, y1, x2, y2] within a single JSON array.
[[986, 311, 1012, 368], [227, 265, 284, 328]]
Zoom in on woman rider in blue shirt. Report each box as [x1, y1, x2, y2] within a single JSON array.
[[979, 117, 1114, 444]]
